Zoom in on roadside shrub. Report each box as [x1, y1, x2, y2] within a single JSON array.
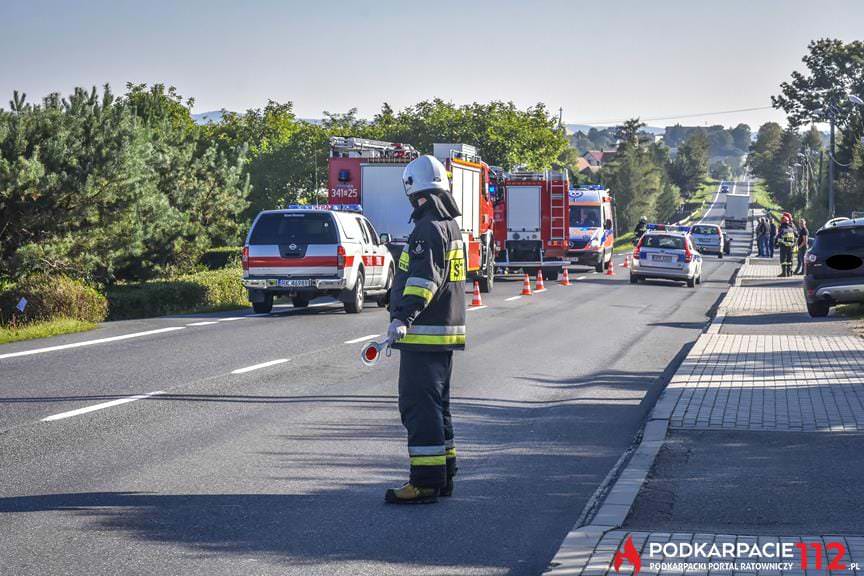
[[0, 274, 108, 325], [199, 246, 242, 270], [107, 267, 246, 320]]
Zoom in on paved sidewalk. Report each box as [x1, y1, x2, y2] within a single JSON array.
[[661, 333, 864, 432], [719, 286, 805, 314]]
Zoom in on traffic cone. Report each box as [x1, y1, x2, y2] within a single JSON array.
[[470, 280, 483, 307], [520, 274, 533, 296], [560, 267, 571, 286], [605, 256, 615, 276], [535, 270, 546, 291], [622, 255, 630, 269]]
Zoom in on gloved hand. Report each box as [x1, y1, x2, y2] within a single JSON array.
[[387, 319, 407, 342]]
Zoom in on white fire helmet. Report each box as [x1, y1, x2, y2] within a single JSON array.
[[402, 155, 450, 197]]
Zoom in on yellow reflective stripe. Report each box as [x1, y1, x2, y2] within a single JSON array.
[[398, 251, 409, 271], [400, 334, 466, 346], [403, 285, 434, 303], [446, 448, 456, 458], [410, 455, 446, 466], [446, 249, 464, 261]]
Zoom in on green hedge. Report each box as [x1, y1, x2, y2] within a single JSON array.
[[199, 246, 242, 270], [0, 274, 108, 325], [107, 268, 247, 320]]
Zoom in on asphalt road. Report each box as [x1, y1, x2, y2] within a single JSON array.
[[0, 182, 749, 575]]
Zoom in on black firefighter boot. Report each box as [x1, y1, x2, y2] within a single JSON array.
[[385, 483, 439, 505]]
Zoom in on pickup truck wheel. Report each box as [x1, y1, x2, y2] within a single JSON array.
[[292, 296, 309, 308], [377, 267, 393, 308], [545, 269, 559, 282], [687, 277, 696, 288], [629, 274, 639, 284], [252, 295, 273, 314], [344, 271, 365, 314], [807, 301, 830, 318]]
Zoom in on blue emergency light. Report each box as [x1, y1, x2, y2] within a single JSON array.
[[285, 204, 363, 212], [647, 223, 691, 233]]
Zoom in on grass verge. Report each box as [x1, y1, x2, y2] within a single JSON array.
[[0, 318, 97, 345]]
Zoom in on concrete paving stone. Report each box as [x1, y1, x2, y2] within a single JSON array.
[[665, 334, 864, 432], [720, 286, 806, 314]]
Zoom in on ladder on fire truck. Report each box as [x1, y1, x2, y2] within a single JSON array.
[[329, 137, 419, 160], [548, 171, 568, 242]]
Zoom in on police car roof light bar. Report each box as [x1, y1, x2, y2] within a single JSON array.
[[285, 204, 363, 213]]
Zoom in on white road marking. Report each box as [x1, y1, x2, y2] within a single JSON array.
[[186, 321, 219, 326], [344, 334, 380, 344], [534, 288, 547, 293], [218, 317, 245, 322], [0, 327, 185, 360], [42, 391, 165, 422], [231, 358, 289, 374], [577, 276, 587, 280], [505, 296, 522, 301], [467, 305, 488, 311]]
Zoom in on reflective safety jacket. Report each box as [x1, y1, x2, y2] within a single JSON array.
[[777, 222, 797, 248], [390, 204, 467, 352]]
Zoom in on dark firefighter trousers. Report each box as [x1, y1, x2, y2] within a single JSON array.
[[779, 245, 794, 274], [398, 349, 456, 489]]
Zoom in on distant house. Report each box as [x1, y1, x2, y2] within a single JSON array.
[[583, 149, 617, 167], [573, 157, 597, 176]]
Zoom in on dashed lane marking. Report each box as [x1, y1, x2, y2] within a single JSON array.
[[42, 391, 165, 422], [505, 296, 522, 301], [0, 327, 186, 360], [467, 305, 488, 311], [344, 334, 380, 344], [231, 358, 289, 375], [186, 321, 219, 326]]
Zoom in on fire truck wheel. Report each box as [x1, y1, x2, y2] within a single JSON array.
[[478, 259, 494, 293], [545, 269, 559, 282], [344, 270, 365, 314]]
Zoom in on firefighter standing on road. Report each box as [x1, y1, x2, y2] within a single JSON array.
[[385, 155, 467, 504], [776, 212, 798, 277]]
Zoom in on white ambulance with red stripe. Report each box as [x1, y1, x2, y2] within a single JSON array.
[[241, 205, 393, 314]]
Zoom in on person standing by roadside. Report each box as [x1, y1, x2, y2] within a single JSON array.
[[756, 217, 768, 257], [794, 218, 809, 275], [776, 212, 798, 277], [768, 217, 777, 258]]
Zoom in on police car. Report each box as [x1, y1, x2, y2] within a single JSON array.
[[241, 205, 394, 314], [630, 225, 703, 287], [689, 223, 729, 257]]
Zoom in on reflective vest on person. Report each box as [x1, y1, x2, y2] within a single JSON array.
[[778, 224, 796, 247], [390, 204, 467, 351]]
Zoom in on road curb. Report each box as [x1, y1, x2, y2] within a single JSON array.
[[545, 189, 755, 575]]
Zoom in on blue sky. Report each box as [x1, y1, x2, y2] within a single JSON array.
[[2, 0, 863, 128]]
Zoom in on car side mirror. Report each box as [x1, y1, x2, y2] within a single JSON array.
[[604, 219, 613, 230], [379, 233, 390, 245]]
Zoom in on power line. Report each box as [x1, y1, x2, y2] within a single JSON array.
[[570, 106, 775, 127]]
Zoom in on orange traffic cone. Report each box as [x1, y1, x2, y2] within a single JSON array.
[[535, 270, 546, 291], [622, 255, 630, 269], [520, 274, 533, 296], [560, 267, 571, 286], [471, 280, 483, 307], [605, 256, 615, 276]]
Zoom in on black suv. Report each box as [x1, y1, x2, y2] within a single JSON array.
[[804, 218, 864, 317]]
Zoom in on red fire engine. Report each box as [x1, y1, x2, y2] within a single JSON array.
[[328, 138, 497, 292], [492, 169, 570, 280]]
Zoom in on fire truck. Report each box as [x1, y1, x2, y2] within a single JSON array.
[[327, 138, 497, 292], [492, 169, 570, 280]]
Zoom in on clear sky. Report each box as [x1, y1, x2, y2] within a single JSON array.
[[3, 0, 863, 129]]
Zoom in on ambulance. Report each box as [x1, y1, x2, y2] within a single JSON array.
[[567, 186, 615, 272]]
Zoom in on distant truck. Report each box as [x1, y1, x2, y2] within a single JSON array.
[[724, 192, 750, 229], [327, 137, 497, 292]]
